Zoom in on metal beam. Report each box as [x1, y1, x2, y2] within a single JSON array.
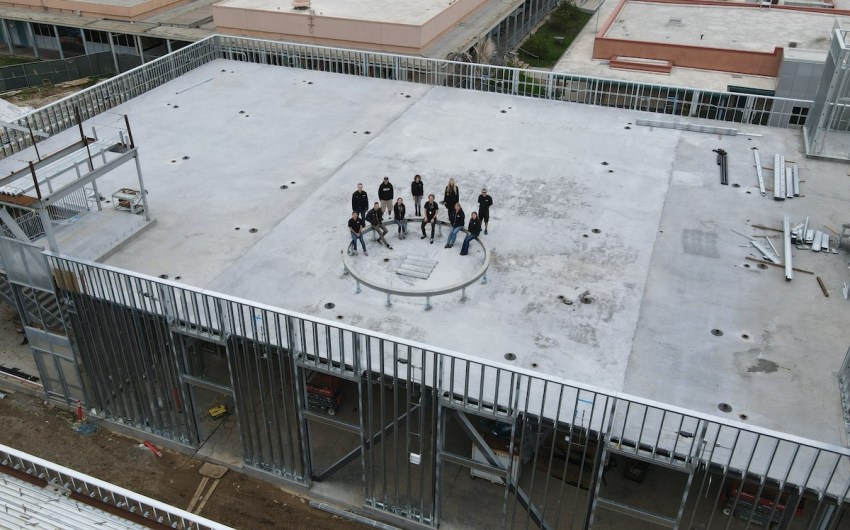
[[0, 207, 30, 241], [451, 410, 506, 469], [302, 410, 361, 434], [784, 215, 793, 281], [180, 374, 233, 395], [450, 410, 553, 530], [507, 482, 554, 530], [594, 497, 676, 528], [313, 405, 418, 482], [440, 451, 507, 478], [40, 147, 137, 205], [0, 139, 90, 188]]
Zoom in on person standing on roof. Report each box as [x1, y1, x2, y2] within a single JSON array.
[[477, 188, 493, 235], [348, 211, 367, 256], [411, 174, 424, 216], [444, 178, 459, 224], [352, 183, 368, 225], [420, 194, 439, 244], [378, 177, 394, 218], [393, 197, 407, 240], [366, 202, 393, 250]]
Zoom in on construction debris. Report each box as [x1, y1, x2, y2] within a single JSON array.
[[783, 215, 793, 281], [745, 256, 813, 275], [752, 148, 766, 196], [142, 441, 163, 457], [714, 148, 728, 185], [774, 154, 785, 201], [817, 276, 830, 297], [0, 366, 39, 382]]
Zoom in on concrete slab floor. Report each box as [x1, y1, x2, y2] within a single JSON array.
[[0, 59, 847, 453]]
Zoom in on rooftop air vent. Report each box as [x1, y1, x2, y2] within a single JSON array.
[[789, 42, 799, 48], [292, 0, 310, 9]]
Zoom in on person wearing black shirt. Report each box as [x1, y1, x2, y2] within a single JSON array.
[[393, 198, 407, 239], [445, 203, 464, 248], [365, 202, 392, 250], [420, 194, 439, 244], [460, 212, 481, 255], [444, 178, 459, 222], [378, 177, 394, 218], [348, 211, 367, 255], [477, 188, 493, 235], [351, 183, 368, 224], [411, 174, 424, 216]]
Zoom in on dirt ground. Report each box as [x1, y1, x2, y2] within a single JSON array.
[[2, 76, 107, 108], [0, 389, 364, 529]]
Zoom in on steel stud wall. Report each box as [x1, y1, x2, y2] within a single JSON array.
[[39, 254, 850, 529]]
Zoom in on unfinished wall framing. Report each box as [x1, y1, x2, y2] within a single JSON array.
[[0, 252, 837, 530]]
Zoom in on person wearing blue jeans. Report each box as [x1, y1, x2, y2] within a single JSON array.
[[445, 203, 465, 248], [393, 198, 407, 239], [348, 211, 367, 255], [460, 212, 481, 255]]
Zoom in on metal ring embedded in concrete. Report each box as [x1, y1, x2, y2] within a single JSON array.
[[343, 218, 490, 305]]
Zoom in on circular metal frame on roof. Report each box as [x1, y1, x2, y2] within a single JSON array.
[[342, 218, 490, 309]]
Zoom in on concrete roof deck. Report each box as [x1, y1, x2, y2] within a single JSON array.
[[4, 59, 849, 449]]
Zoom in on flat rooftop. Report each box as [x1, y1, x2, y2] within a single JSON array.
[[215, 0, 457, 25], [3, 59, 849, 448], [553, 0, 778, 92], [605, 2, 844, 52]]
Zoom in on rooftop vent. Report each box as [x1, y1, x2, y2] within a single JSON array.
[[788, 42, 799, 48], [667, 18, 682, 25], [292, 0, 310, 9]]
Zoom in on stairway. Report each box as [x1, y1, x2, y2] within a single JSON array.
[[0, 272, 64, 331]]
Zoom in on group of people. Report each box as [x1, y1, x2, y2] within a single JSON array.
[[347, 175, 493, 257]]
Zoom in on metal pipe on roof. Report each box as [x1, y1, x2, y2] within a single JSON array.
[[785, 166, 793, 199], [792, 164, 800, 196], [753, 148, 765, 196], [783, 215, 793, 281], [773, 154, 785, 201]]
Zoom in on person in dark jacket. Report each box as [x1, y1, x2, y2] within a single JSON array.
[[393, 198, 407, 239], [348, 211, 367, 256], [477, 188, 493, 235], [444, 178, 459, 223], [445, 203, 464, 248], [365, 202, 392, 250], [420, 194, 439, 244], [411, 174, 424, 216], [460, 212, 481, 255], [378, 177, 394, 218], [352, 183, 368, 224]]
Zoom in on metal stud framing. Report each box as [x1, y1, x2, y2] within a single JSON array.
[[0, 254, 834, 529]]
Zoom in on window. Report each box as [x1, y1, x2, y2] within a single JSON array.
[[83, 29, 109, 44], [790, 106, 809, 126], [112, 33, 134, 48], [32, 24, 55, 37]]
